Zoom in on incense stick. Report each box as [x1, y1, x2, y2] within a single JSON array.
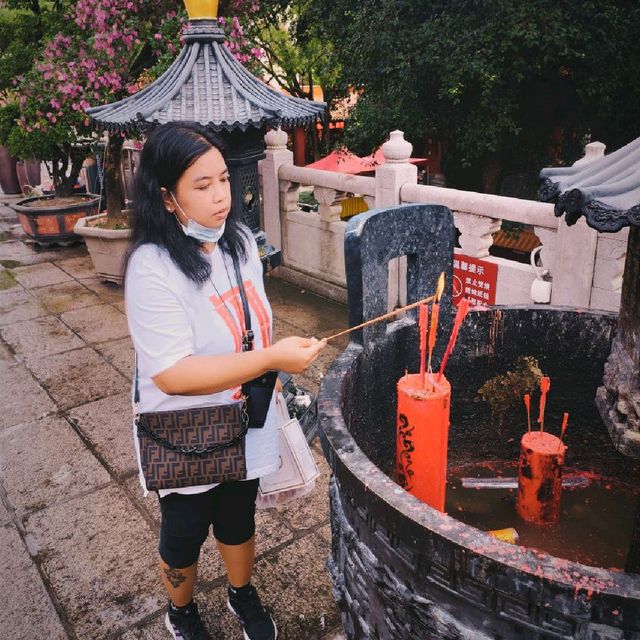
[[419, 304, 428, 385], [323, 294, 436, 342]]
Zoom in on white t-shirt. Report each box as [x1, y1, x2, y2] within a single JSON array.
[[125, 234, 279, 497]]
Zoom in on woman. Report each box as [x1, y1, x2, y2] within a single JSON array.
[[125, 121, 325, 640]]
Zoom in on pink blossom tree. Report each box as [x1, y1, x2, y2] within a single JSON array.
[[9, 0, 261, 216]]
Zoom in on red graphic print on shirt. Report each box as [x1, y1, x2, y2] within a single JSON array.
[[208, 280, 272, 353]]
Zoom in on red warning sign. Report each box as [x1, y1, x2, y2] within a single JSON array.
[[452, 254, 498, 307]]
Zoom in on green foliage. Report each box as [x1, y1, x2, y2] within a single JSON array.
[[0, 8, 42, 91], [0, 102, 20, 146], [476, 356, 544, 430], [311, 0, 640, 190]]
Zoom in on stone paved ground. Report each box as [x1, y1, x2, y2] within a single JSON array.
[[0, 195, 348, 640]]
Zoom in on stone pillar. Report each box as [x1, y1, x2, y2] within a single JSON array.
[[550, 217, 598, 307], [259, 128, 293, 252], [374, 130, 418, 310], [572, 141, 606, 167]]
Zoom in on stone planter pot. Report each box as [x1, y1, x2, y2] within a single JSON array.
[[0, 145, 20, 195], [74, 213, 132, 285], [16, 160, 42, 191], [12, 193, 101, 246]]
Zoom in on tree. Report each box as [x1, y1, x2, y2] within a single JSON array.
[[248, 0, 343, 157], [8, 0, 261, 214], [309, 0, 640, 192]]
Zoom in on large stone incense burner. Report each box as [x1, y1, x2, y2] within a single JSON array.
[[318, 204, 640, 639]]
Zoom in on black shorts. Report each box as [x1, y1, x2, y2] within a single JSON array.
[[158, 479, 259, 568]]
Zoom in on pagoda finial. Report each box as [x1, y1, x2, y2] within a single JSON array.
[[184, 0, 219, 20]]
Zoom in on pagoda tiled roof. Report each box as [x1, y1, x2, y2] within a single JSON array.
[[86, 20, 325, 134], [539, 136, 640, 232]]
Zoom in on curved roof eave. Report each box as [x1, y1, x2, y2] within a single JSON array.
[[539, 136, 640, 232], [86, 21, 325, 135]]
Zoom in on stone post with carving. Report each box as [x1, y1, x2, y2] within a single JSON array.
[[259, 128, 293, 251], [375, 130, 418, 309]]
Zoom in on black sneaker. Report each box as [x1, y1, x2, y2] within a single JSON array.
[[227, 584, 278, 640], [164, 600, 212, 640]]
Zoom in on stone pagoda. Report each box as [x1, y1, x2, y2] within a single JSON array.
[[86, 0, 326, 268]]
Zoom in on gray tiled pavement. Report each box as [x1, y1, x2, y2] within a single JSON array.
[[0, 197, 348, 640]]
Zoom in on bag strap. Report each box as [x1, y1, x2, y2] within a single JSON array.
[[231, 252, 254, 352], [134, 351, 140, 405]]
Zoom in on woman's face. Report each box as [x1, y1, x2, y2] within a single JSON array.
[[162, 146, 231, 229]]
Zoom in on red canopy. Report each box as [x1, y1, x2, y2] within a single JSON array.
[[306, 148, 426, 174]]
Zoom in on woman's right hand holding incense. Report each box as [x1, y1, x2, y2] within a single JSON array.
[[268, 336, 326, 374]]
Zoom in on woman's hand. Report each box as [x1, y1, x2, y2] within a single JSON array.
[[267, 336, 327, 374]]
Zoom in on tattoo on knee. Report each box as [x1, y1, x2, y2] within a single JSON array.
[[165, 567, 187, 589]]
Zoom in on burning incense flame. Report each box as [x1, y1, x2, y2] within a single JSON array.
[[435, 272, 445, 302], [538, 376, 551, 432]]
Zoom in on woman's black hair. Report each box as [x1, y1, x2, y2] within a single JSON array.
[[126, 121, 249, 285]]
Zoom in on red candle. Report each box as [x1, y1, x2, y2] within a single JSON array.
[[516, 431, 566, 524], [396, 373, 451, 512], [419, 303, 428, 385], [437, 297, 471, 382], [524, 394, 531, 432]]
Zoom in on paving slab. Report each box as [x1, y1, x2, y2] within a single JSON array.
[[31, 280, 102, 314], [26, 346, 129, 410], [197, 506, 296, 585], [11, 262, 74, 288], [0, 266, 19, 291], [0, 338, 14, 366], [68, 392, 138, 479], [252, 532, 338, 640], [265, 277, 349, 340], [80, 276, 124, 303], [61, 303, 130, 343], [0, 286, 47, 326], [0, 524, 68, 640], [317, 523, 332, 546], [95, 336, 135, 380], [0, 415, 111, 516], [0, 497, 11, 526], [55, 254, 97, 279], [119, 614, 167, 640], [123, 474, 161, 527], [0, 240, 42, 264], [0, 363, 56, 430], [1, 314, 84, 358], [24, 485, 165, 640]]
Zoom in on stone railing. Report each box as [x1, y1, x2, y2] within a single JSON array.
[[259, 128, 626, 311]]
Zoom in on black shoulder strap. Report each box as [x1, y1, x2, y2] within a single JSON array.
[[231, 253, 254, 351], [134, 352, 140, 404]]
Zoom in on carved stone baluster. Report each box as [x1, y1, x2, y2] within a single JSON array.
[[455, 212, 501, 258], [314, 186, 346, 222]]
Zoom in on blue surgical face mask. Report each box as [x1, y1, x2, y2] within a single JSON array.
[[170, 192, 226, 243]]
